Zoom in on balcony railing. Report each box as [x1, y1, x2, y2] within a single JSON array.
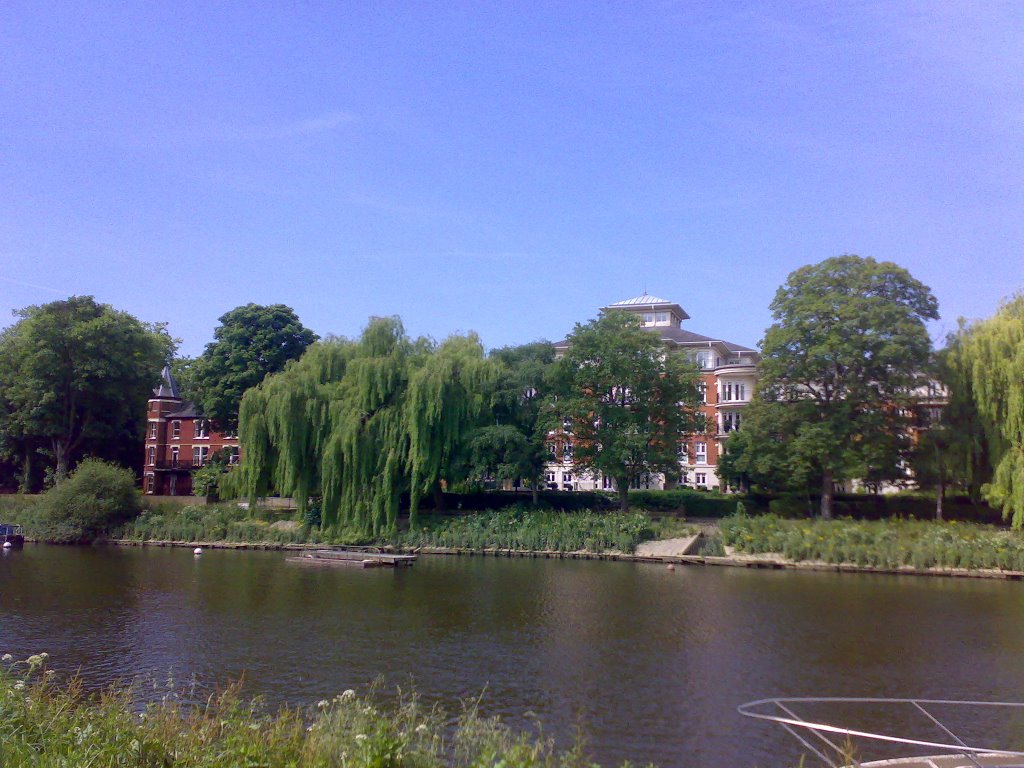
[[153, 459, 200, 471]]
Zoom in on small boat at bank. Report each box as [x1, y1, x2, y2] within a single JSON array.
[[740, 697, 1024, 768], [286, 549, 416, 569], [1, 524, 25, 549]]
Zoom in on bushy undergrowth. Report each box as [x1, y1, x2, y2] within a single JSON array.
[[392, 506, 656, 553], [627, 489, 755, 517], [28, 459, 143, 543], [0, 656, 631, 768], [720, 514, 1024, 570], [123, 503, 313, 545]]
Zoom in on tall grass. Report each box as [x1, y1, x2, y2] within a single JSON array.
[[122, 503, 314, 545], [720, 514, 1024, 571], [0, 656, 637, 767], [390, 506, 655, 553]]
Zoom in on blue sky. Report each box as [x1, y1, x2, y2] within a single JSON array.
[[2, 2, 1022, 356]]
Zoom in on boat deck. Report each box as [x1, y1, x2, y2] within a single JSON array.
[[286, 549, 417, 568]]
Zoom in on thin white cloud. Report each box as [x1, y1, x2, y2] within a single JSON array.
[[179, 110, 354, 143], [0, 275, 68, 295]]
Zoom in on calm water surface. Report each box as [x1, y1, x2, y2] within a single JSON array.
[[3, 545, 1024, 767]]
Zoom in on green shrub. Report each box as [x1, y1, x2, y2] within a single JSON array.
[[720, 514, 1024, 571], [392, 505, 655, 553], [31, 459, 142, 543], [629, 489, 760, 517], [0, 659, 627, 768]]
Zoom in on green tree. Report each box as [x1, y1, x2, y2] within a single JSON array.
[[467, 342, 556, 503], [32, 458, 143, 543], [233, 317, 500, 534], [739, 255, 939, 518], [0, 296, 173, 485], [945, 294, 1024, 526], [548, 311, 702, 512], [193, 304, 317, 430]]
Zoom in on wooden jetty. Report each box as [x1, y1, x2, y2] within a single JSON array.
[[1, 524, 25, 549], [286, 549, 417, 569]]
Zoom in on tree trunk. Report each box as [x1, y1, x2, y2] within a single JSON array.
[[531, 484, 539, 507], [53, 441, 69, 484], [936, 477, 945, 522], [431, 482, 446, 512], [820, 469, 833, 519], [616, 480, 630, 513], [19, 448, 32, 494]]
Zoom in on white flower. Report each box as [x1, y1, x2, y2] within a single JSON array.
[[39, 652, 49, 660], [26, 654, 43, 666], [44, 670, 55, 677], [317, 699, 330, 709], [355, 734, 367, 742], [340, 689, 356, 701], [1, 654, 12, 662], [13, 681, 24, 690], [415, 724, 428, 733]]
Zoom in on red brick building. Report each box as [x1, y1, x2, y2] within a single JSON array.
[[143, 367, 239, 496]]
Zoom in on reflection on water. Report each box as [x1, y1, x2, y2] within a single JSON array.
[[3, 545, 1024, 767]]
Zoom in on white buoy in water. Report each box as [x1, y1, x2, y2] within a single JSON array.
[[193, 547, 203, 555], [2, 542, 12, 549], [666, 563, 675, 571]]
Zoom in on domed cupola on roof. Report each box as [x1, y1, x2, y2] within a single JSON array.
[[600, 293, 689, 328]]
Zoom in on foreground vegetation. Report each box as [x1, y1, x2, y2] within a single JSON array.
[[0, 657, 631, 768], [720, 514, 1024, 571]]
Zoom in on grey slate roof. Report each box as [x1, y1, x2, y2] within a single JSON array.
[[554, 327, 755, 353], [164, 401, 201, 419], [152, 365, 181, 398]]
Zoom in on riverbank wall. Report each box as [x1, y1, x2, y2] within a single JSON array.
[[53, 535, 1024, 581]]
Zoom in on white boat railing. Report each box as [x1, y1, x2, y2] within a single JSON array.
[[738, 697, 1024, 768]]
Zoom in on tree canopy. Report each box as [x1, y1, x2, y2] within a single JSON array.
[[232, 317, 501, 534], [728, 255, 939, 517], [945, 294, 1024, 526], [548, 311, 702, 512], [193, 303, 317, 430], [0, 296, 173, 486]]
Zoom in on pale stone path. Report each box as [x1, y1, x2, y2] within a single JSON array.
[[635, 534, 700, 558]]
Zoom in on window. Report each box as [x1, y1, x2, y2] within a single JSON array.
[[722, 412, 742, 432], [721, 382, 746, 402], [655, 311, 670, 325], [697, 382, 707, 403], [602, 475, 613, 490], [227, 447, 240, 465], [677, 442, 688, 458], [171, 447, 180, 466], [145, 474, 155, 493], [147, 446, 156, 466], [695, 351, 713, 369], [171, 421, 181, 439], [642, 312, 655, 325], [563, 473, 573, 482], [148, 422, 158, 439], [192, 446, 209, 466], [695, 442, 707, 462], [695, 472, 707, 486], [563, 443, 573, 461], [545, 472, 556, 483], [195, 419, 208, 439]]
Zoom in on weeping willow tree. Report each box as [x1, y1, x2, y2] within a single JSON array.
[[230, 317, 500, 534], [947, 295, 1024, 526]]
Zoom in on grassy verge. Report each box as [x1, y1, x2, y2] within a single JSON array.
[[391, 507, 659, 553], [719, 514, 1024, 571], [0, 656, 638, 767], [118, 504, 672, 554]]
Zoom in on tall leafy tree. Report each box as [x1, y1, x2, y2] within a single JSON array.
[[468, 342, 556, 503], [193, 304, 317, 430], [738, 255, 939, 518], [0, 296, 173, 485], [233, 317, 500, 534], [945, 294, 1024, 526], [549, 311, 702, 512]]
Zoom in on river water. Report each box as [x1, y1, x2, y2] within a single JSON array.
[[3, 545, 1024, 767]]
